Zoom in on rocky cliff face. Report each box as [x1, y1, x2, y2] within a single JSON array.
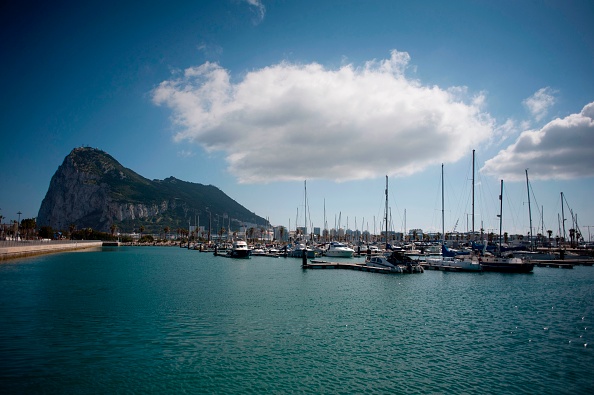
[[37, 147, 264, 233]]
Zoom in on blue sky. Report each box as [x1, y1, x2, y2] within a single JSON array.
[[2, 0, 593, 240]]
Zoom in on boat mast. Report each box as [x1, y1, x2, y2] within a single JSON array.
[[526, 169, 533, 251], [498, 180, 503, 256], [304, 180, 307, 242], [561, 192, 566, 247], [323, 198, 326, 242], [472, 149, 475, 239], [385, 175, 389, 250], [441, 163, 445, 245], [404, 209, 407, 242]]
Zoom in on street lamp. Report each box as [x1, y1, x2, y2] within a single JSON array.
[[205, 208, 211, 245], [17, 211, 22, 241]]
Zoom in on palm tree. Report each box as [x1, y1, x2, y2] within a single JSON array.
[[110, 224, 117, 237], [163, 226, 170, 241], [139, 225, 145, 238]]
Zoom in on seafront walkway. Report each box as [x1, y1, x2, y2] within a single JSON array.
[[0, 240, 103, 261]]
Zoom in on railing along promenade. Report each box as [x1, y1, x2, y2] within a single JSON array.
[[0, 239, 103, 261]]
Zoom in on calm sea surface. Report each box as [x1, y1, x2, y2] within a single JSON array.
[[1, 246, 593, 394]]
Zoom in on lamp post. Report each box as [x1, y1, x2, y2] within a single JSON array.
[[205, 208, 211, 245], [17, 211, 22, 241]]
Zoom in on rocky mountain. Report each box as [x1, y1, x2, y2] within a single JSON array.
[[37, 147, 267, 233]]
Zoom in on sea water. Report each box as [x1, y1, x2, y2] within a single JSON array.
[[1, 247, 593, 394]]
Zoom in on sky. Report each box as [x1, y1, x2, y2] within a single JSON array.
[[1, 0, 594, 240]]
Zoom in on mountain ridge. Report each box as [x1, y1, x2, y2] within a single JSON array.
[[37, 147, 268, 234]]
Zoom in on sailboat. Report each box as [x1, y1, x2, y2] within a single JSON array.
[[291, 180, 316, 259], [425, 164, 481, 271], [478, 180, 534, 273], [364, 176, 424, 273]]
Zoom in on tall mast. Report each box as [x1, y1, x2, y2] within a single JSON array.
[[472, 149, 475, 238], [561, 192, 566, 246], [304, 180, 307, 241], [323, 198, 326, 242], [498, 180, 503, 255], [526, 169, 533, 251], [385, 175, 389, 250], [441, 164, 445, 245], [541, 206, 544, 242]]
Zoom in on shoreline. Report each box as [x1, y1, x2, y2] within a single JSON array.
[[0, 240, 104, 262]]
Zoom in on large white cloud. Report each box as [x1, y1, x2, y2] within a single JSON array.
[[482, 102, 594, 181], [153, 50, 494, 183]]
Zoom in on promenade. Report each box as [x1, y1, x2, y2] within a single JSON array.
[[0, 240, 103, 261]]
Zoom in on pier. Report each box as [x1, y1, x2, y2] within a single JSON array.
[[0, 240, 103, 261], [530, 259, 594, 269], [533, 260, 576, 269]]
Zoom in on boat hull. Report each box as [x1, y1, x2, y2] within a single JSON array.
[[228, 250, 251, 259], [480, 261, 534, 273], [425, 256, 482, 272], [325, 250, 354, 258]]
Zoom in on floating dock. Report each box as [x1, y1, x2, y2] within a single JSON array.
[[533, 260, 575, 269], [531, 259, 594, 268]]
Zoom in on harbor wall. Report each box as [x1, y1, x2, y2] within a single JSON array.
[[0, 240, 103, 261]]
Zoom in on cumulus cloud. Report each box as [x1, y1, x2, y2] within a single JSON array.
[[153, 50, 494, 183], [481, 102, 594, 181], [523, 87, 556, 122], [243, 0, 265, 23]]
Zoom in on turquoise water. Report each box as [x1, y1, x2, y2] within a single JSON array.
[[1, 247, 593, 394]]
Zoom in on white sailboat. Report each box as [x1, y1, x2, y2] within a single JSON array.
[[364, 176, 424, 274], [425, 164, 481, 272], [478, 180, 534, 273]]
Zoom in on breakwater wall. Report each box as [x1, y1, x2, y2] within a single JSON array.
[[0, 240, 103, 261]]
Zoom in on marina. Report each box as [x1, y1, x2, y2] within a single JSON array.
[[1, 246, 593, 393]]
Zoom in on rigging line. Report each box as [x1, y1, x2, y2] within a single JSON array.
[[562, 193, 582, 235], [387, 175, 404, 233], [503, 186, 523, 234], [442, 165, 458, 234], [527, 178, 547, 233]]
